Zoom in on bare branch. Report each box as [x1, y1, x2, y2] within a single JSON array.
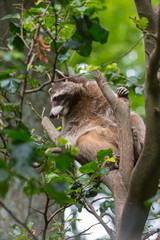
[[142, 228, 160, 240], [42, 196, 50, 240], [84, 197, 116, 240], [27, 101, 42, 119], [91, 196, 112, 204], [64, 222, 103, 240], [48, 204, 70, 223]]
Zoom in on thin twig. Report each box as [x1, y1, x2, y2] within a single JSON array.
[[84, 197, 115, 240], [25, 75, 51, 94], [64, 222, 102, 240], [91, 196, 112, 204], [51, 5, 59, 82], [24, 196, 32, 224], [48, 204, 71, 223], [42, 195, 50, 240], [30, 206, 44, 215], [142, 229, 160, 240], [100, 212, 115, 225], [27, 101, 42, 119], [19, 2, 51, 118]]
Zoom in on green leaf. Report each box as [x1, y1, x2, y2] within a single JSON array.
[[34, 65, 47, 73], [1, 14, 20, 20], [0, 77, 23, 93], [58, 52, 70, 63], [70, 146, 79, 156], [85, 189, 97, 198], [8, 138, 40, 179], [107, 157, 116, 162], [0, 169, 9, 182], [71, 181, 82, 190], [97, 149, 113, 163], [11, 35, 25, 51], [64, 38, 92, 57], [9, 22, 20, 35], [100, 200, 114, 214], [57, 138, 68, 145], [79, 161, 98, 174], [50, 40, 63, 52], [55, 153, 73, 172], [57, 0, 70, 4], [0, 181, 9, 198], [1, 102, 20, 112], [74, 15, 109, 44], [132, 17, 149, 30], [64, 15, 109, 57], [0, 70, 12, 80], [23, 179, 42, 197], [4, 123, 31, 143], [64, 38, 82, 50], [45, 181, 76, 204], [145, 194, 160, 208], [99, 167, 109, 176], [27, 222, 34, 230]]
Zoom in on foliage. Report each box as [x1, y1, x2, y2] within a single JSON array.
[[0, 0, 159, 240]]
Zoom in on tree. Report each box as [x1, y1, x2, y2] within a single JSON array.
[[0, 1, 160, 240]]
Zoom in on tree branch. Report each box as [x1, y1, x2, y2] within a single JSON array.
[[84, 197, 116, 240], [147, 4, 160, 86], [41, 116, 60, 143], [94, 70, 134, 190], [142, 228, 160, 240], [118, 4, 160, 240], [64, 222, 102, 240]]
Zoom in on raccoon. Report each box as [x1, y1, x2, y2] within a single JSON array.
[[49, 73, 145, 167]]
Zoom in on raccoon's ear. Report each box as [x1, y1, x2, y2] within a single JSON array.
[[48, 87, 52, 95], [55, 69, 69, 80]]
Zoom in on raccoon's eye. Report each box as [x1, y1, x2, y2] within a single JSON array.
[[53, 96, 58, 102]]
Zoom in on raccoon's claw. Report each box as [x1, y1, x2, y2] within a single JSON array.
[[117, 87, 129, 98]]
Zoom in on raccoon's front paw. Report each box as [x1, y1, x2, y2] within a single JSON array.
[[117, 87, 129, 98]]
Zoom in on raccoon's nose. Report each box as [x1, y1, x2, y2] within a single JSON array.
[[49, 113, 55, 119]]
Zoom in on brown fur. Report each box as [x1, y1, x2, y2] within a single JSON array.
[[49, 74, 145, 167]]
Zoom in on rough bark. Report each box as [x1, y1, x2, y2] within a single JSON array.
[[118, 2, 160, 240]]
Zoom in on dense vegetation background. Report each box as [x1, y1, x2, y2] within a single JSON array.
[[0, 0, 160, 240]]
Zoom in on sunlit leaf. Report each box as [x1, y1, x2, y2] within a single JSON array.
[[1, 14, 20, 20], [79, 161, 98, 174], [97, 149, 113, 163]]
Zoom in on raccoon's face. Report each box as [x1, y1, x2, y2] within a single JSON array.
[[49, 82, 81, 120]]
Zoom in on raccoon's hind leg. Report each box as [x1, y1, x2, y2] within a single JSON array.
[[132, 126, 142, 165], [76, 130, 119, 170]]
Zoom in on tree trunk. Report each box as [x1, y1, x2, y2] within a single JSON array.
[[117, 2, 160, 239]]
